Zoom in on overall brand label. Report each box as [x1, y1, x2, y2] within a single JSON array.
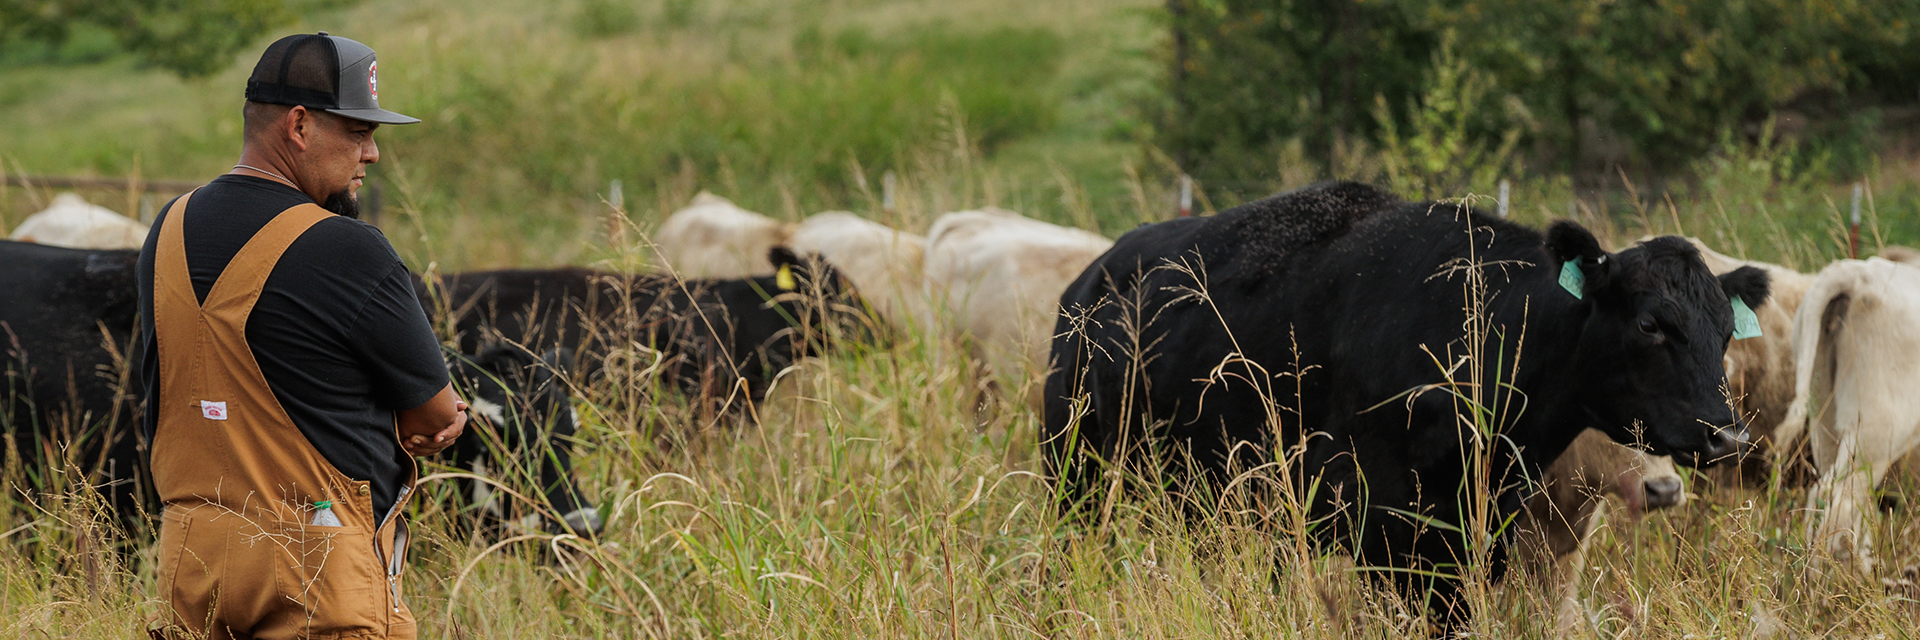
[[201, 400, 228, 421]]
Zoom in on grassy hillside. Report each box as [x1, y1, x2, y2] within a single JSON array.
[[0, 0, 1161, 268]]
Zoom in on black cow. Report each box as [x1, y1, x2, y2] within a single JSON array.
[[0, 239, 600, 538], [444, 345, 601, 536], [1042, 182, 1768, 626], [0, 240, 144, 531], [415, 247, 866, 408]]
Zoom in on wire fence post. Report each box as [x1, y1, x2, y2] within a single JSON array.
[[1497, 179, 1510, 219], [882, 170, 897, 219], [1850, 182, 1863, 259], [1178, 174, 1193, 218]]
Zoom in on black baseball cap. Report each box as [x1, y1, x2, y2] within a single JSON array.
[[246, 32, 419, 125]]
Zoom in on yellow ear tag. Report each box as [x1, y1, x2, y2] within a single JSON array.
[[776, 264, 796, 290]]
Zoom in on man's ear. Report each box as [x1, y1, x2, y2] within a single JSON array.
[[285, 105, 313, 151]]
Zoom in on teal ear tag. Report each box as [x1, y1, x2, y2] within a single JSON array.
[[1559, 260, 1585, 299], [1731, 295, 1763, 339]]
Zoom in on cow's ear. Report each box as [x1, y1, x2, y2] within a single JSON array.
[[768, 246, 805, 290], [768, 246, 803, 270], [1547, 220, 1606, 265], [1719, 265, 1771, 310], [1547, 220, 1613, 297]]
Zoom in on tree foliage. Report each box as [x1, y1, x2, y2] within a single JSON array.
[[1157, 0, 1920, 190], [0, 0, 315, 78]]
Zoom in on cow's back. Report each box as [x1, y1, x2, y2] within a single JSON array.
[[8, 194, 150, 250], [927, 208, 1113, 406], [1190, 181, 1402, 289], [429, 267, 651, 359], [653, 193, 793, 279], [789, 211, 928, 329]]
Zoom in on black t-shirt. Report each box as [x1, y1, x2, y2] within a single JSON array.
[[136, 175, 447, 518]]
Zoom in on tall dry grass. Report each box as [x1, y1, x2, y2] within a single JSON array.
[[5, 142, 1920, 638]]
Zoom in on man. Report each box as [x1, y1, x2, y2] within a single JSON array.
[[137, 32, 464, 640]]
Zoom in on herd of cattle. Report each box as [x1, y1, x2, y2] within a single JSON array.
[[4, 181, 1919, 628]]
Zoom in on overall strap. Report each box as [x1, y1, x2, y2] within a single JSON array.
[[201, 203, 334, 318]]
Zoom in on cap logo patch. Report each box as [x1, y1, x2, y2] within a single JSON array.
[[368, 61, 378, 99], [201, 400, 228, 421]]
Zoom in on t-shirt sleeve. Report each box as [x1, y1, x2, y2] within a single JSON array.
[[346, 259, 450, 411]]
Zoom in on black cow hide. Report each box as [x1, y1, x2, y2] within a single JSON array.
[[0, 240, 144, 532], [0, 240, 598, 540], [1043, 181, 1769, 626], [415, 247, 867, 408]]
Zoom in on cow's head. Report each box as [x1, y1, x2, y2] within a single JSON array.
[[766, 246, 879, 352], [1548, 223, 1770, 468], [451, 345, 602, 537]]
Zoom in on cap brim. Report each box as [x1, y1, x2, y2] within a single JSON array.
[[327, 107, 421, 125]]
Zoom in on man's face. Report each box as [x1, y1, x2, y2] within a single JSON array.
[[303, 110, 380, 211]]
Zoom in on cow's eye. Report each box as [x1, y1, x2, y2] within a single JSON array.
[[1638, 318, 1660, 336]]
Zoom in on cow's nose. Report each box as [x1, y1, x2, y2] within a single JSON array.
[[1643, 476, 1684, 509], [1701, 423, 1749, 465]]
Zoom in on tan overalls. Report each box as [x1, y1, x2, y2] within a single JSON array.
[[150, 192, 418, 640]]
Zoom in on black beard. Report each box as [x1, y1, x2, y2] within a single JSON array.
[[323, 190, 361, 219]]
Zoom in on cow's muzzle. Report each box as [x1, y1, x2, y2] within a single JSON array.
[[1695, 422, 1750, 468]]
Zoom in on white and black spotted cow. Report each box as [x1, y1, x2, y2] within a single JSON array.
[[445, 345, 601, 537]]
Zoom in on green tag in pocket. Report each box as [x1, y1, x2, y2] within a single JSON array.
[[1559, 260, 1585, 299], [1732, 295, 1763, 339]]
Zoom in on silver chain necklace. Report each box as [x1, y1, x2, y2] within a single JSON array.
[[232, 163, 298, 190]]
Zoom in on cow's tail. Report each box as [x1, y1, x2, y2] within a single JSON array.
[[1770, 262, 1864, 470]]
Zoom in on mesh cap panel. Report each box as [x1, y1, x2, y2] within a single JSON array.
[[247, 35, 340, 108]]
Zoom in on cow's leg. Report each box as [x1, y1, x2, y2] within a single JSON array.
[[540, 407, 602, 537], [1806, 327, 1920, 576], [1808, 434, 1879, 575], [1515, 496, 1605, 633], [1547, 498, 1607, 633]]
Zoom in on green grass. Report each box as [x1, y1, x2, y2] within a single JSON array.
[[0, 0, 1161, 269], [4, 0, 1920, 637]]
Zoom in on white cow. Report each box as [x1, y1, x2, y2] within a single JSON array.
[[788, 211, 929, 330], [923, 208, 1112, 409], [9, 193, 149, 250], [1515, 429, 1686, 630], [1772, 257, 1920, 575], [652, 192, 792, 278]]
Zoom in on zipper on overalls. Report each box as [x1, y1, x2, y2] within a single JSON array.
[[375, 484, 412, 614], [370, 530, 398, 613], [385, 520, 408, 612]]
